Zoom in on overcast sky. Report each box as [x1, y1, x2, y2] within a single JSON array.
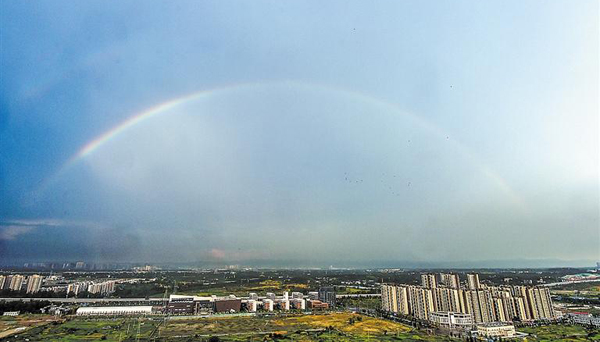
[[0, 0, 598, 267]]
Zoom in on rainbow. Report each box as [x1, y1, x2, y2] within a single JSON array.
[[42, 80, 525, 207]]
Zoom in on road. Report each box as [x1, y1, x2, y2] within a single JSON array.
[[1, 294, 380, 303], [0, 297, 167, 303]]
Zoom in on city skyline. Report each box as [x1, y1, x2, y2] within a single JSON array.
[[0, 1, 598, 266]]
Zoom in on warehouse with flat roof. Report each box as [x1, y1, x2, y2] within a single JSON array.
[[76, 306, 153, 316]]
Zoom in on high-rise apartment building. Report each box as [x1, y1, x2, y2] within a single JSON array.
[[9, 275, 24, 291], [26, 275, 44, 294], [467, 274, 481, 290], [421, 274, 438, 288], [382, 273, 555, 324], [440, 273, 460, 289], [526, 287, 554, 320], [409, 286, 435, 320]]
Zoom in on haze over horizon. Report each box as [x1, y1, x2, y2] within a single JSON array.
[[0, 1, 598, 267]]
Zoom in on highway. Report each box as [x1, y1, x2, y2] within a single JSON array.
[[0, 293, 380, 303], [0, 297, 167, 303]]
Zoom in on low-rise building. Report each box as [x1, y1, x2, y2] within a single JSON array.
[[476, 322, 516, 338], [213, 298, 242, 313], [263, 299, 274, 311], [291, 298, 306, 310], [429, 311, 473, 329], [246, 299, 257, 312], [307, 299, 329, 310], [76, 306, 153, 316], [567, 312, 600, 327]]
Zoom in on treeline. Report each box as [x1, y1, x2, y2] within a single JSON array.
[[0, 289, 106, 299], [0, 300, 51, 314], [113, 283, 164, 298], [0, 289, 67, 298]]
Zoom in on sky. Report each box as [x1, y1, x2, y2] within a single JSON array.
[[0, 0, 598, 267]]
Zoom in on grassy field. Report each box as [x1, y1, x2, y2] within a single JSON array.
[[518, 324, 600, 341], [3, 313, 459, 342], [0, 314, 62, 339], [2, 317, 159, 341]]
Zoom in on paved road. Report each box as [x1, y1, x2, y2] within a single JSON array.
[[0, 297, 166, 303], [1, 294, 381, 303], [543, 279, 600, 287]]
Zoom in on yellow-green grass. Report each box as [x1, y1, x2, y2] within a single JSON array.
[[519, 324, 600, 341]]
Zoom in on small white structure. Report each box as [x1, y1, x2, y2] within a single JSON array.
[[291, 298, 306, 310], [76, 306, 153, 316], [476, 323, 516, 338], [279, 299, 290, 311], [429, 311, 473, 328], [246, 299, 257, 312], [262, 299, 274, 311], [3, 311, 19, 316]]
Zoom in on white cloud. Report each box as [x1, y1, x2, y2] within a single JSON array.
[[0, 226, 34, 241]]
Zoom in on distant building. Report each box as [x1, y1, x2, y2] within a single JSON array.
[[567, 313, 600, 327], [429, 311, 473, 329], [9, 275, 24, 291], [3, 311, 19, 316], [246, 299, 257, 312], [263, 299, 274, 311], [213, 298, 241, 313], [278, 300, 290, 311], [467, 274, 480, 290], [306, 299, 329, 310], [476, 323, 516, 338], [291, 298, 306, 310], [76, 306, 153, 316], [318, 287, 336, 308], [440, 273, 460, 289], [167, 295, 213, 314], [382, 273, 555, 324], [421, 274, 438, 288], [26, 275, 44, 294], [167, 295, 196, 314], [308, 291, 319, 300]]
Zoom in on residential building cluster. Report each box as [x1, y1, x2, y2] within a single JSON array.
[[566, 312, 600, 328], [66, 280, 116, 296], [382, 273, 555, 326], [0, 274, 44, 294]]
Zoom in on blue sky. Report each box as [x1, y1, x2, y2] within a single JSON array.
[[0, 0, 597, 266]]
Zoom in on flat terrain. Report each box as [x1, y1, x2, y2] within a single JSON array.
[[0, 315, 63, 339], [1, 313, 457, 341], [518, 324, 600, 341], [6, 313, 600, 341]]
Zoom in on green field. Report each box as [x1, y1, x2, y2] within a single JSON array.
[[7, 314, 600, 342], [2, 313, 460, 342], [518, 324, 600, 341], [2, 318, 158, 342]]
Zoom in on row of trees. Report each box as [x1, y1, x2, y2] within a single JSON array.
[[0, 299, 51, 314]]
